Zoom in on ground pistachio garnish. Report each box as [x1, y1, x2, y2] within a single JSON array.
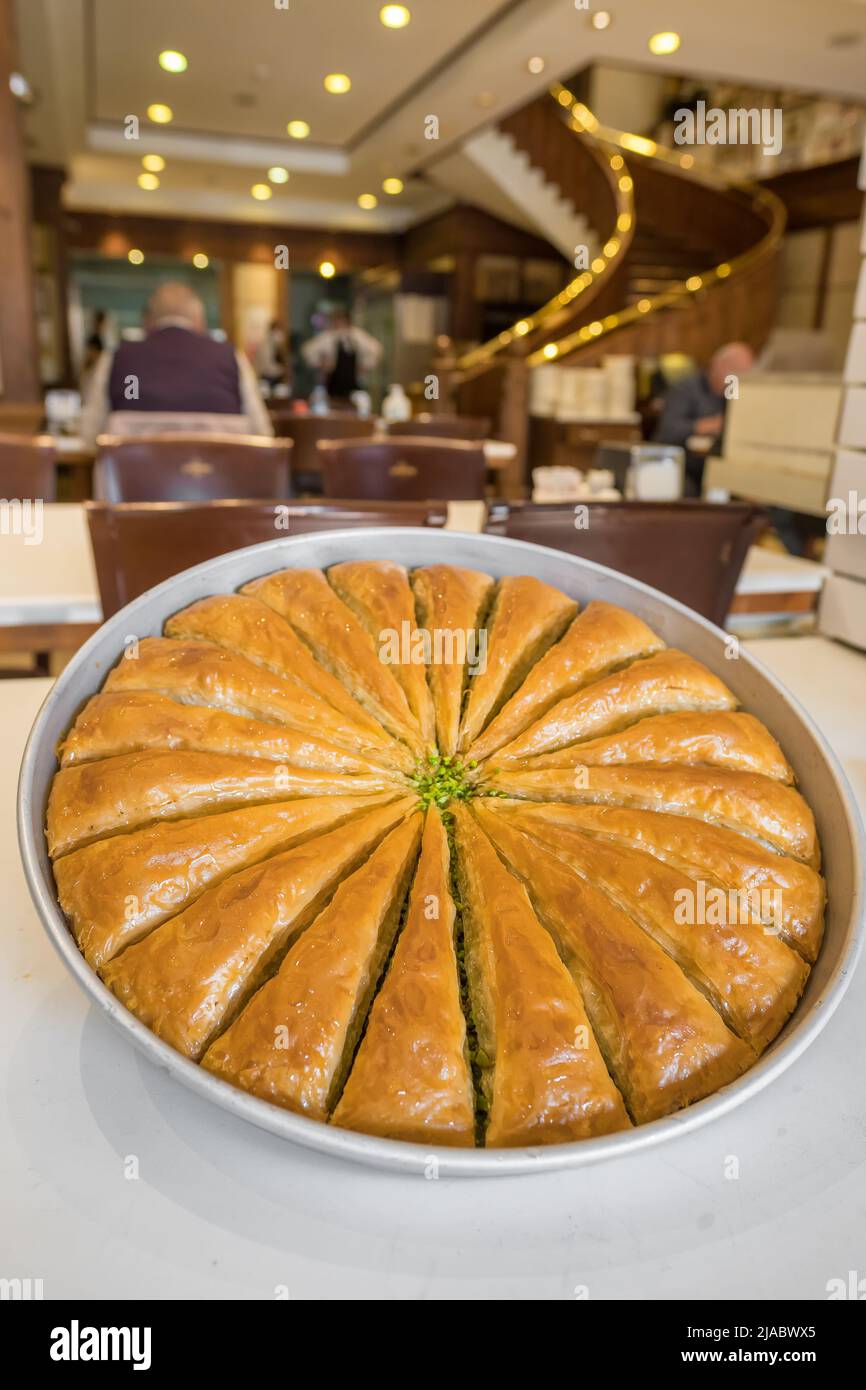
[[410, 753, 509, 810], [411, 752, 476, 810]]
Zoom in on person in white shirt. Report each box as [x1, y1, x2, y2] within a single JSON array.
[[301, 309, 383, 403]]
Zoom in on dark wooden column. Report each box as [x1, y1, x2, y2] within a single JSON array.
[[0, 0, 40, 402]]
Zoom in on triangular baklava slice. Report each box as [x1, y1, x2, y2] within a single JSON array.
[[452, 806, 630, 1146], [59, 691, 396, 776], [46, 749, 395, 857], [202, 814, 423, 1116], [474, 812, 753, 1123], [328, 560, 437, 750], [468, 600, 663, 764], [522, 710, 794, 781], [410, 565, 494, 756], [332, 809, 475, 1146], [101, 797, 414, 1059], [165, 593, 393, 744], [55, 792, 397, 969], [241, 567, 424, 756], [105, 635, 409, 771], [482, 764, 819, 867], [490, 800, 824, 962], [494, 650, 737, 763], [479, 804, 809, 1053], [457, 576, 577, 753]]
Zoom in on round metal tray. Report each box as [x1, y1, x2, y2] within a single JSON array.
[[17, 529, 866, 1176]]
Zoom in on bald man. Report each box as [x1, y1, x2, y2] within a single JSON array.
[[654, 342, 754, 493], [80, 281, 272, 444]]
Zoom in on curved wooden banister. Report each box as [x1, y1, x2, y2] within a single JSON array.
[[452, 83, 785, 377], [454, 92, 632, 377], [527, 84, 786, 366]]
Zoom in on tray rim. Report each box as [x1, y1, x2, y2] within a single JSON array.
[[17, 526, 866, 1177]]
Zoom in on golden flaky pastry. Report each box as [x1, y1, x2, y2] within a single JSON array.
[[59, 691, 393, 775], [106, 635, 409, 771], [44, 562, 826, 1150], [474, 812, 754, 1123], [328, 561, 437, 750], [241, 567, 424, 755], [410, 564, 494, 756], [55, 794, 397, 970], [467, 600, 663, 763], [203, 815, 423, 1116], [457, 577, 577, 754], [492, 650, 737, 763], [332, 810, 475, 1145], [475, 803, 808, 1053], [452, 806, 630, 1145], [101, 799, 414, 1059]]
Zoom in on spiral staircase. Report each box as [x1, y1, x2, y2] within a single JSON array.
[[438, 83, 787, 495]]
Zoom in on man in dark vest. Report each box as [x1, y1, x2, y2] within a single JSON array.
[[80, 282, 272, 444]]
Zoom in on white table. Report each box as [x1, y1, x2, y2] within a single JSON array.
[[2, 634, 865, 1300], [0, 504, 100, 628]]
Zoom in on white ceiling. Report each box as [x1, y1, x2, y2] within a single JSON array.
[[16, 0, 866, 232]]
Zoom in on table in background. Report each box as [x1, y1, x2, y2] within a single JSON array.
[[0, 504, 99, 670], [1, 635, 865, 1298]]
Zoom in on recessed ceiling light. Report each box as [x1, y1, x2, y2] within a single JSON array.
[[380, 5, 411, 27], [319, 260, 336, 279], [287, 119, 310, 139], [324, 73, 351, 94], [382, 177, 404, 195], [158, 50, 187, 73], [477, 91, 495, 108], [147, 103, 173, 123], [142, 154, 165, 172], [268, 166, 289, 184], [137, 172, 160, 190], [251, 183, 273, 200], [358, 193, 378, 209], [192, 253, 209, 269], [127, 248, 145, 265], [527, 56, 545, 74], [591, 10, 612, 30], [9, 71, 33, 102], [648, 31, 681, 55]]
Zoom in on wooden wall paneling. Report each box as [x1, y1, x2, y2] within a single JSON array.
[[0, 0, 40, 402]]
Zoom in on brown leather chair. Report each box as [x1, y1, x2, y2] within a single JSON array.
[[93, 433, 292, 503], [86, 499, 447, 616], [269, 413, 377, 493], [386, 413, 490, 441], [0, 433, 56, 501], [319, 436, 487, 502], [485, 500, 768, 627]]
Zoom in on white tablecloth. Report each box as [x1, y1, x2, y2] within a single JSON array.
[[2, 634, 865, 1299]]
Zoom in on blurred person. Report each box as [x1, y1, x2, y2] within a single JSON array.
[[302, 308, 382, 403], [80, 282, 273, 445], [256, 319, 289, 391], [654, 341, 754, 494], [82, 309, 108, 376]]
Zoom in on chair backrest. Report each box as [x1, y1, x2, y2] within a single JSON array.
[[93, 432, 291, 503], [86, 499, 447, 617], [386, 413, 490, 441], [319, 436, 487, 502], [268, 413, 377, 483], [485, 500, 768, 627], [0, 433, 56, 501]]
